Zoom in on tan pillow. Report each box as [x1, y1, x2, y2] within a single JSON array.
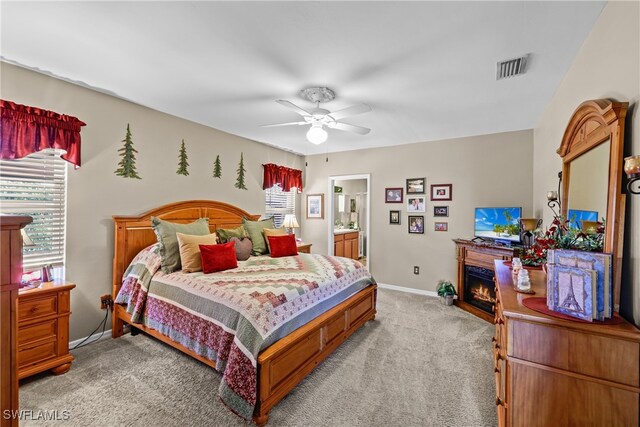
[[176, 232, 218, 272], [263, 228, 287, 253]]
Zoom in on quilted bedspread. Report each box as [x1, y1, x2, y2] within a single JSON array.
[[115, 244, 375, 419]]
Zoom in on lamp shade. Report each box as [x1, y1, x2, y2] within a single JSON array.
[[520, 218, 540, 232], [282, 214, 299, 229], [21, 228, 36, 247]]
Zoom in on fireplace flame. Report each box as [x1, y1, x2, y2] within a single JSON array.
[[471, 284, 496, 304]]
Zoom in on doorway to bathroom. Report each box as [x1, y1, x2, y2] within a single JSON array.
[[327, 174, 370, 271]]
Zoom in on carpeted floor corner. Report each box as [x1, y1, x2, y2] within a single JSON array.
[[20, 288, 497, 426]]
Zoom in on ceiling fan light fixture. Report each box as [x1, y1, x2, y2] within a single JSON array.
[[306, 125, 328, 145]]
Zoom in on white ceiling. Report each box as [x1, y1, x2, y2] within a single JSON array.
[[1, 1, 606, 156]]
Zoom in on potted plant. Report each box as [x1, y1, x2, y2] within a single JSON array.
[[437, 280, 457, 306]]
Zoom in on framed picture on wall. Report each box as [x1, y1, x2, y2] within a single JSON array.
[[406, 178, 426, 194], [430, 184, 452, 201], [385, 187, 403, 203], [306, 194, 324, 219], [435, 222, 449, 232], [389, 210, 400, 224], [433, 206, 449, 217], [408, 215, 424, 234], [407, 196, 426, 213]]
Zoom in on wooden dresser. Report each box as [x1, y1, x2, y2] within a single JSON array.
[[17, 282, 75, 379], [296, 242, 312, 254], [493, 260, 640, 426]]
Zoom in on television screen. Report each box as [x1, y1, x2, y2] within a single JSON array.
[[474, 207, 522, 243], [567, 209, 598, 229]]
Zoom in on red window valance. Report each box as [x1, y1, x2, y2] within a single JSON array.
[[1, 100, 86, 168], [263, 163, 303, 193]]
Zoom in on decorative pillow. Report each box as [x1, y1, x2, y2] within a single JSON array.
[[200, 242, 238, 273], [229, 237, 252, 261], [176, 232, 217, 273], [263, 228, 287, 253], [151, 217, 210, 273], [242, 217, 275, 256], [216, 225, 248, 243], [267, 234, 298, 258]]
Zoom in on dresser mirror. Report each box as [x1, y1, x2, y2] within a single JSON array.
[[557, 99, 628, 311]]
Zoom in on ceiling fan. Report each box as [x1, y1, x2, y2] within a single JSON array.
[[263, 87, 371, 144]]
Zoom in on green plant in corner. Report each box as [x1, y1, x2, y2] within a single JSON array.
[[235, 152, 247, 190], [114, 123, 141, 179], [213, 154, 222, 178], [437, 280, 457, 306], [177, 139, 189, 176]]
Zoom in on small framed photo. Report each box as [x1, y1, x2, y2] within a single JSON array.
[[433, 206, 449, 217], [407, 196, 426, 213], [389, 210, 400, 224], [408, 215, 424, 234], [385, 187, 403, 203], [306, 193, 324, 219], [435, 222, 449, 232], [406, 178, 426, 194], [430, 184, 452, 201]]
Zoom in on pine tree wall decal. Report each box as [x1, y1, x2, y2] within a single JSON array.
[[235, 152, 247, 190], [176, 139, 189, 176], [114, 123, 141, 179], [213, 154, 222, 178]]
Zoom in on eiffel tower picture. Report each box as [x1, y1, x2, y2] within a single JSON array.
[[560, 274, 583, 312]]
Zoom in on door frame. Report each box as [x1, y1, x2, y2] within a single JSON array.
[[327, 174, 371, 271]]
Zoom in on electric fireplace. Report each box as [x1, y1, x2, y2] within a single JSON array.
[[464, 265, 496, 315]]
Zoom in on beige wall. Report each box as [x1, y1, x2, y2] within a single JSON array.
[[302, 130, 533, 293], [532, 1, 640, 325], [0, 62, 303, 340]]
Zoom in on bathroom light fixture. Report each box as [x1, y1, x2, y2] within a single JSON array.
[[306, 124, 328, 145]]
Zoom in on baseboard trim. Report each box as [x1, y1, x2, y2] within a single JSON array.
[[69, 329, 112, 349], [377, 282, 438, 298]]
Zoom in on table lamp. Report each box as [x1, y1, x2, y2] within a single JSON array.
[[282, 214, 300, 235]]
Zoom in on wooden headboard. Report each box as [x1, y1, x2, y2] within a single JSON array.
[[112, 200, 260, 298]]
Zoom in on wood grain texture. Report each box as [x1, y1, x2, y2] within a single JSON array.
[[557, 99, 628, 312], [17, 282, 76, 380], [112, 200, 377, 424], [0, 215, 32, 427], [296, 243, 312, 254], [494, 260, 640, 426]]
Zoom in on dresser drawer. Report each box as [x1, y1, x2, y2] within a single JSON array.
[[18, 340, 57, 368], [18, 319, 57, 346], [18, 294, 58, 321]]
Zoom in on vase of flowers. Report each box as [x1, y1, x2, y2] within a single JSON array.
[[521, 216, 605, 267]]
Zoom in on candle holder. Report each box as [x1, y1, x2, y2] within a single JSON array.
[[624, 155, 640, 195], [547, 171, 563, 217]]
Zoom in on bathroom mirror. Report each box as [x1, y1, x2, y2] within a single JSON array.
[[558, 99, 628, 311]]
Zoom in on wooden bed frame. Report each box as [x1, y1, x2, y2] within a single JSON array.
[[111, 200, 377, 425]]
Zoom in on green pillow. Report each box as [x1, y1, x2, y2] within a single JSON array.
[[242, 217, 275, 256], [217, 225, 248, 243], [151, 217, 209, 273]]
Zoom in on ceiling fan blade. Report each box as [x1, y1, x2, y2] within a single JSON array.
[[332, 122, 371, 135], [262, 121, 308, 127], [328, 103, 371, 121], [275, 100, 312, 117]]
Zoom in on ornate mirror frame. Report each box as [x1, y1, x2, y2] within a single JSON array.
[[557, 99, 628, 311]]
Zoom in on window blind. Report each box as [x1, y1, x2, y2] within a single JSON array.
[[265, 185, 296, 227], [0, 149, 67, 271]]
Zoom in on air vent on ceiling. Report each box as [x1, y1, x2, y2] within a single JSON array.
[[496, 54, 529, 80]]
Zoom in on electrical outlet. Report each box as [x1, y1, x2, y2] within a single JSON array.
[[414, 266, 419, 275], [100, 294, 113, 310]]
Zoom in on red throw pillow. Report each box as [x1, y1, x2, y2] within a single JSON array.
[[200, 242, 238, 273], [267, 234, 298, 258]]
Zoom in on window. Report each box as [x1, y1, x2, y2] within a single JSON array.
[[264, 185, 296, 227], [0, 149, 68, 271]]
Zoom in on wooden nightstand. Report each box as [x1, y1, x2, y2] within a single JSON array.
[[297, 242, 312, 254], [17, 282, 75, 379]]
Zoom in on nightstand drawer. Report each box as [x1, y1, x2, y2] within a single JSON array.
[[18, 295, 58, 321], [18, 319, 57, 346], [18, 340, 57, 368]]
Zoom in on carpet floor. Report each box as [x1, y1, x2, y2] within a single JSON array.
[[20, 289, 497, 427]]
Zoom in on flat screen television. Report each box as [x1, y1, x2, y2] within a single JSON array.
[[474, 207, 522, 243], [567, 209, 598, 229]]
